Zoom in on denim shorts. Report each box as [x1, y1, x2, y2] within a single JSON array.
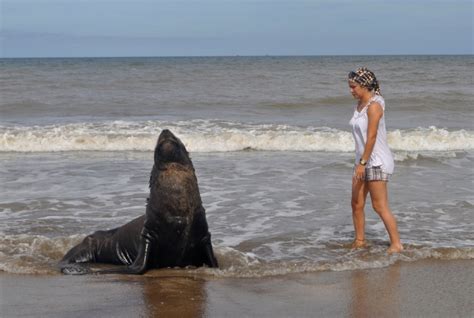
[[364, 165, 391, 182]]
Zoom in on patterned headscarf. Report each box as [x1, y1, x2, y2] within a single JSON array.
[[348, 67, 381, 95]]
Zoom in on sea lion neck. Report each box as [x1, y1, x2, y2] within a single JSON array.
[[150, 165, 202, 217], [158, 162, 193, 172]]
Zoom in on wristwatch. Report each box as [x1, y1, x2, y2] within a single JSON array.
[[359, 158, 367, 166]]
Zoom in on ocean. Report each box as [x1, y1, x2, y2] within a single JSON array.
[[0, 55, 473, 276]]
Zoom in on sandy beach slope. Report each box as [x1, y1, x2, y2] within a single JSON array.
[[1, 259, 472, 318]]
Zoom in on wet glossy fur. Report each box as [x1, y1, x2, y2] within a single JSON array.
[[60, 129, 218, 275]]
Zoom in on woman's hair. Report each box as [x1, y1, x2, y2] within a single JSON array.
[[348, 67, 381, 95]]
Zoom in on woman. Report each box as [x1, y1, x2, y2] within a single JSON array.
[[348, 67, 403, 253]]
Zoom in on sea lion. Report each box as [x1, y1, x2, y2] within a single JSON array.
[[60, 129, 218, 275]]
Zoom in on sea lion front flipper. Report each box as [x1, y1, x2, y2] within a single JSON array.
[[200, 232, 219, 268], [60, 263, 93, 275], [94, 232, 155, 275], [125, 231, 154, 274]]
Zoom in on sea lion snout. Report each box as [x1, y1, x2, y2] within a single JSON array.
[[154, 129, 191, 166], [159, 129, 175, 139]]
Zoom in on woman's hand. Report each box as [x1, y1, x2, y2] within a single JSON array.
[[353, 164, 366, 182]]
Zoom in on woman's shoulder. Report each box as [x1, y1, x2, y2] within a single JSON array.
[[372, 94, 385, 103], [370, 95, 385, 109]]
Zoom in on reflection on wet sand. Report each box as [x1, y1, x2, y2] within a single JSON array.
[[350, 263, 401, 318], [1, 260, 471, 317], [141, 271, 207, 318]]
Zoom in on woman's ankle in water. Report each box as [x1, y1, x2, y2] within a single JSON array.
[[387, 242, 403, 253], [351, 238, 367, 248]]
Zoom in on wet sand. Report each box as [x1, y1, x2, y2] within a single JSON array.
[[1, 259, 472, 318]]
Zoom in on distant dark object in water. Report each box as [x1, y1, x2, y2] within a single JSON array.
[[60, 129, 218, 275]]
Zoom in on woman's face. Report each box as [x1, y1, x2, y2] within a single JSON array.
[[348, 80, 367, 100]]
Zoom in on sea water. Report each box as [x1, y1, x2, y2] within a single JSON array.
[[0, 56, 473, 275]]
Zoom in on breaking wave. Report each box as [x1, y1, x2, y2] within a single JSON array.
[[0, 120, 473, 154]]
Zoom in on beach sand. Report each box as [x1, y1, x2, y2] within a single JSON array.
[[1, 259, 472, 318]]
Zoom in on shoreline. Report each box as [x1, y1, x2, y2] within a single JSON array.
[[1, 259, 472, 317]]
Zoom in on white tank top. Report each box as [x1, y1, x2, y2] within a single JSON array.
[[349, 95, 394, 174]]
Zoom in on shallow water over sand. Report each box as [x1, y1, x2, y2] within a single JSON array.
[[1, 151, 472, 275], [0, 56, 473, 275]]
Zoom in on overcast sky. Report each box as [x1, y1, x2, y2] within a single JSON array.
[[1, 0, 472, 57]]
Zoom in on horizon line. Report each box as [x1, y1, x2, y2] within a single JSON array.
[[1, 53, 473, 59]]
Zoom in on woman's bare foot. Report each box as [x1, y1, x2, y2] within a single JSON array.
[[387, 243, 403, 254], [351, 239, 367, 249]]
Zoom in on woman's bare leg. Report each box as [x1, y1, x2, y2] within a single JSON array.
[[351, 178, 369, 248], [367, 181, 403, 253]]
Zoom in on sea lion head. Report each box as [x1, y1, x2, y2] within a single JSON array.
[[149, 129, 201, 217], [154, 129, 193, 168]]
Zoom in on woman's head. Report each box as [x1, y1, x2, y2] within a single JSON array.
[[348, 67, 381, 95]]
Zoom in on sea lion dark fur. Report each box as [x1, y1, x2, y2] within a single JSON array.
[[60, 129, 218, 275]]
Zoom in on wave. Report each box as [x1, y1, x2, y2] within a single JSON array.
[[0, 234, 472, 276], [0, 234, 84, 274], [1, 120, 473, 153], [196, 245, 474, 278]]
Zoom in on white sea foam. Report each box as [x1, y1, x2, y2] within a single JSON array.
[[0, 234, 472, 276], [1, 120, 473, 154], [0, 234, 84, 274]]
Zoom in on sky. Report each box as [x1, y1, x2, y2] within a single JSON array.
[[0, 0, 473, 57]]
